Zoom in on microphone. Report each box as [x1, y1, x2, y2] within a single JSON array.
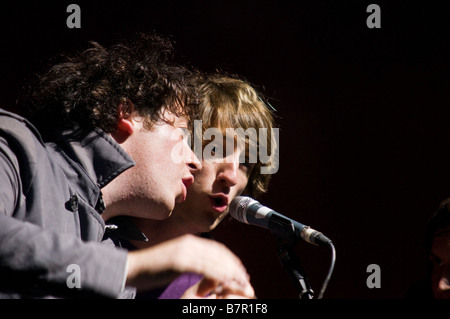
[[229, 196, 332, 246]]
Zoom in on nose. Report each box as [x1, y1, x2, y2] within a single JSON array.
[[181, 147, 199, 192], [217, 160, 239, 187], [183, 142, 202, 173], [437, 275, 450, 294]]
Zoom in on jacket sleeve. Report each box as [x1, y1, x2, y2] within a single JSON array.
[[0, 137, 129, 298]]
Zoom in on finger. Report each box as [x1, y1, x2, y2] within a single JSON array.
[[217, 294, 252, 299], [180, 278, 219, 299], [219, 279, 255, 298], [196, 277, 221, 296], [182, 277, 255, 299]]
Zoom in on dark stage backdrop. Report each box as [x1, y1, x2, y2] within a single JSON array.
[[1, 1, 449, 299]]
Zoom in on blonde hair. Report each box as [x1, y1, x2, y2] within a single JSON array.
[[195, 74, 277, 198]]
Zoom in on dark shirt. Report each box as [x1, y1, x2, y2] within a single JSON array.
[[136, 272, 203, 299], [105, 216, 204, 299]]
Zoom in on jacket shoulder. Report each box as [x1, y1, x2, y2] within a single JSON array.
[[0, 109, 47, 195], [0, 108, 44, 145], [0, 108, 44, 144]]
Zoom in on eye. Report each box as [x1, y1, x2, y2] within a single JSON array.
[[203, 144, 224, 162], [208, 142, 225, 158], [177, 127, 190, 140], [240, 162, 251, 169], [239, 155, 256, 176], [238, 163, 249, 176], [429, 254, 443, 267]]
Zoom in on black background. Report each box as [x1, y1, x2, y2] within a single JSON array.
[[1, 1, 449, 299]]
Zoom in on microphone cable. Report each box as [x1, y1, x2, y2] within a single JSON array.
[[317, 241, 336, 299]]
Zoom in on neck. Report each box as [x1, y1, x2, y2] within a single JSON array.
[[131, 216, 200, 249]]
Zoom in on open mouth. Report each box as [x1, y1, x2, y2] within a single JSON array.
[[213, 197, 224, 206], [209, 195, 228, 212]]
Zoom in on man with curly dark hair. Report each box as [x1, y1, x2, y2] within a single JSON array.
[[0, 33, 254, 298]]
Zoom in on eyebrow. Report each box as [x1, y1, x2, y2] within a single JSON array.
[[434, 229, 450, 237]]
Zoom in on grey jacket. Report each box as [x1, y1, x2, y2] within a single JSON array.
[[0, 108, 134, 298]]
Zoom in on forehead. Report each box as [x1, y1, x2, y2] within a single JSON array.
[[160, 108, 189, 126]]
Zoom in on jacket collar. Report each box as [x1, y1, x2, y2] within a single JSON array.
[[54, 127, 135, 189]]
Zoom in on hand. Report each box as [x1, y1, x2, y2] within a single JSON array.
[[181, 277, 255, 299], [125, 234, 254, 297]]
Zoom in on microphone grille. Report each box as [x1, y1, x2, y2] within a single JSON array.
[[229, 196, 253, 224]]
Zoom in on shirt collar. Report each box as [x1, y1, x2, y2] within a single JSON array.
[[105, 216, 148, 246]]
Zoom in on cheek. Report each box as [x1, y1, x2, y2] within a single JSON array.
[[184, 187, 202, 207], [237, 173, 249, 193], [193, 162, 216, 182], [151, 138, 183, 171], [431, 269, 443, 294], [231, 173, 249, 199], [190, 174, 213, 195]]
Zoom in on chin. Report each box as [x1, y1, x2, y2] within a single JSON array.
[[208, 218, 223, 231], [194, 219, 217, 233], [148, 202, 174, 220]]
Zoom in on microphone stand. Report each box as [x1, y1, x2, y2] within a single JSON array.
[[276, 238, 314, 299], [269, 216, 314, 299]]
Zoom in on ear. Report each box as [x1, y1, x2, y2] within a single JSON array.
[[111, 107, 135, 144]]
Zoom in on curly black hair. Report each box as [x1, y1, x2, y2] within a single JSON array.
[[19, 32, 196, 138]]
